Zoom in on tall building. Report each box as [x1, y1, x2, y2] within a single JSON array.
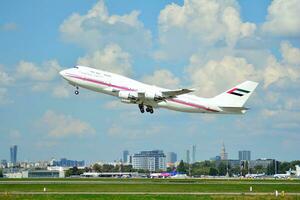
[[192, 145, 196, 163], [220, 142, 228, 160], [186, 150, 190, 164], [238, 150, 251, 161], [132, 150, 166, 171], [166, 152, 177, 163], [10, 145, 17, 164], [123, 150, 129, 163]]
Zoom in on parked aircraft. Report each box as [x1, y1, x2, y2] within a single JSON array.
[[245, 173, 265, 178], [60, 66, 258, 114]]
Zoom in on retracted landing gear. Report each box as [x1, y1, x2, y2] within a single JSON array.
[[74, 86, 79, 95], [138, 104, 145, 113]]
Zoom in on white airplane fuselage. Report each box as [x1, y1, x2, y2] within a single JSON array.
[[59, 66, 258, 114]]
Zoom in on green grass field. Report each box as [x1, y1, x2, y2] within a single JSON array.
[[0, 194, 298, 200], [0, 178, 299, 200]]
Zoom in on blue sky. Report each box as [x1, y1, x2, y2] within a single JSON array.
[[0, 0, 300, 163]]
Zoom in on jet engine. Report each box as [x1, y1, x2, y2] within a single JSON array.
[[118, 91, 138, 101], [145, 92, 164, 101]]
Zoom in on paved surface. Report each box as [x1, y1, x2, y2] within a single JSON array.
[[0, 191, 300, 196]]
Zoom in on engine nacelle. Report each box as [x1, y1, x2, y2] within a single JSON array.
[[118, 91, 138, 101], [145, 91, 163, 101]]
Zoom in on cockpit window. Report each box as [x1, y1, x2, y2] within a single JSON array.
[[73, 66, 79, 69]]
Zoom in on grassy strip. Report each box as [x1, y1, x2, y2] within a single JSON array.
[[0, 183, 299, 193], [0, 194, 297, 200]]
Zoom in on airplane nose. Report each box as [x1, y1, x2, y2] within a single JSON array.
[[59, 70, 66, 78]]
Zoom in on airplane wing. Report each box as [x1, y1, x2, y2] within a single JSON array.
[[161, 89, 194, 98], [135, 88, 194, 102]]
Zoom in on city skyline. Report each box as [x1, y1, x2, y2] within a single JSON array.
[[1, 0, 300, 162]]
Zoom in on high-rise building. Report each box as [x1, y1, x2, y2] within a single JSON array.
[[166, 152, 177, 163], [132, 150, 166, 171], [192, 145, 196, 163], [186, 150, 190, 164], [10, 145, 17, 164], [238, 150, 251, 161], [123, 150, 129, 163], [127, 154, 133, 164], [220, 142, 228, 160]]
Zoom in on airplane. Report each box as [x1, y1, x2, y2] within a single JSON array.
[[273, 173, 291, 179], [245, 173, 265, 178], [59, 66, 258, 114], [274, 169, 292, 179]]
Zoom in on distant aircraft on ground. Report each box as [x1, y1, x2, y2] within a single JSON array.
[[245, 173, 265, 178], [274, 170, 292, 179], [60, 66, 258, 114]]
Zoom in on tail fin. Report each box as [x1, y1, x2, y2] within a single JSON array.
[[212, 81, 258, 108]]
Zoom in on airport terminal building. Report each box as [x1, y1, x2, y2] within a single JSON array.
[[132, 150, 166, 171]]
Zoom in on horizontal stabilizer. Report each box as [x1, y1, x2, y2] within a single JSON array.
[[219, 107, 249, 114]]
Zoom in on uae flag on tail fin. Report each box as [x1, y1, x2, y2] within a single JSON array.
[[227, 88, 250, 96]]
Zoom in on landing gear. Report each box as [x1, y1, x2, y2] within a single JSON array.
[[138, 104, 145, 113], [146, 106, 154, 114], [138, 104, 154, 114], [74, 86, 79, 95]]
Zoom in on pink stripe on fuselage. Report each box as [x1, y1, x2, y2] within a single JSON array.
[[66, 73, 218, 112], [168, 99, 219, 112], [66, 73, 136, 91]]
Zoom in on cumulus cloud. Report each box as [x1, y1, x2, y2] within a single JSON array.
[[0, 88, 12, 105], [142, 69, 180, 89], [262, 0, 300, 36], [14, 60, 73, 98], [262, 42, 300, 89], [280, 41, 300, 65], [59, 0, 151, 53], [41, 110, 95, 137], [1, 22, 18, 31], [52, 84, 70, 98], [187, 56, 258, 96], [156, 0, 256, 60], [0, 66, 14, 86], [262, 55, 300, 89], [77, 44, 132, 76], [16, 60, 61, 81]]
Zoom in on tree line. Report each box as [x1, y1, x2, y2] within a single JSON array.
[[64, 160, 300, 177]]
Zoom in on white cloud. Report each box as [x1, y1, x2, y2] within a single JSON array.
[[0, 66, 14, 86], [156, 0, 256, 60], [142, 69, 180, 89], [1, 22, 18, 31], [262, 0, 300, 37], [0, 88, 12, 105], [9, 130, 21, 140], [41, 110, 95, 138], [187, 55, 258, 96], [280, 41, 300, 65], [77, 44, 132, 76], [16, 60, 61, 81], [59, 0, 151, 53], [52, 84, 70, 98], [262, 55, 300, 89]]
